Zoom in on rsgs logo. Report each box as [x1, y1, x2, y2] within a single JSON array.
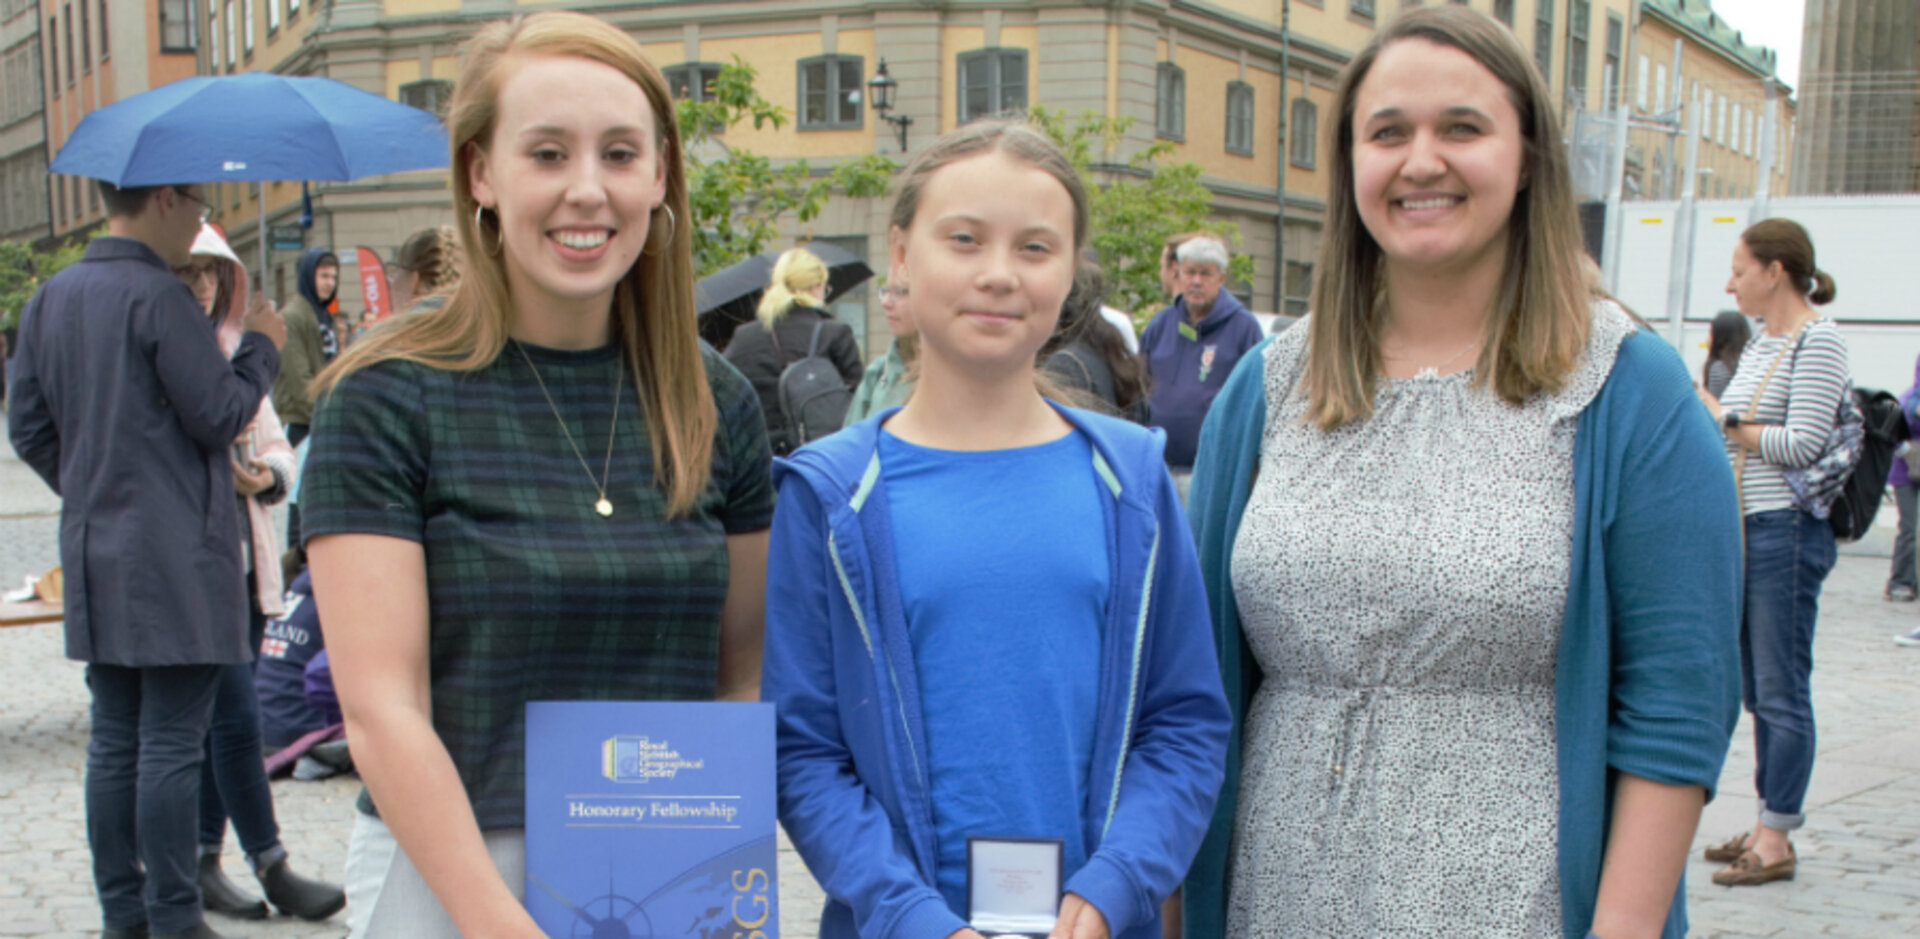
[[731, 867, 770, 938]]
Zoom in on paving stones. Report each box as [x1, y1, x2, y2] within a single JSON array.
[[5, 417, 1918, 936]]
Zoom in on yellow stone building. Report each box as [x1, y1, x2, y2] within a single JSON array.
[[28, 1, 1793, 348]]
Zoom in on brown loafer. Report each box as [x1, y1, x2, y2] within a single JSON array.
[[1702, 832, 1752, 863], [1711, 846, 1796, 886]]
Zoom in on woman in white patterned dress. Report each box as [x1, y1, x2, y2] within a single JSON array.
[[1179, 8, 1743, 939]]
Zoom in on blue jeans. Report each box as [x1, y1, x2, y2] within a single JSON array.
[[1740, 509, 1836, 830], [199, 604, 284, 864], [1889, 483, 1918, 593], [86, 663, 222, 932]]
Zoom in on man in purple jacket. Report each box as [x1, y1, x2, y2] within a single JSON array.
[[8, 179, 284, 939], [1140, 235, 1264, 485]]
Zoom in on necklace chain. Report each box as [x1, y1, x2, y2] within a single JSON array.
[[1385, 336, 1482, 379], [514, 340, 622, 518]]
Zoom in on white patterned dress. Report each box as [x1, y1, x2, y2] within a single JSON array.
[[1224, 302, 1636, 937]]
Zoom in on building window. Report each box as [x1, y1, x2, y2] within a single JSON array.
[[665, 62, 725, 134], [207, 6, 219, 66], [98, 0, 107, 59], [289, 0, 299, 13], [224, 1, 235, 69], [957, 48, 1027, 123], [1225, 81, 1254, 156], [1156, 63, 1185, 141], [1493, 0, 1514, 26], [797, 54, 862, 130], [46, 15, 57, 93], [1565, 0, 1589, 106], [1351, 0, 1375, 18], [242, 0, 252, 55], [268, 0, 280, 34], [1654, 63, 1667, 111], [1604, 14, 1622, 108], [1534, 1, 1552, 80], [1289, 98, 1317, 169], [664, 62, 722, 102], [62, 4, 73, 85], [78, 0, 89, 73], [399, 79, 453, 120], [1283, 260, 1313, 318]]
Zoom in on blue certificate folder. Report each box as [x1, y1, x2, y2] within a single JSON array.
[[524, 701, 779, 938]]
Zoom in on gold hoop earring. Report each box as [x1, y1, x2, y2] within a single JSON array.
[[474, 204, 504, 257], [648, 203, 677, 254]]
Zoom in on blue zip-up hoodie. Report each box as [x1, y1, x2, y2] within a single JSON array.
[[764, 404, 1232, 939], [1140, 291, 1264, 469]]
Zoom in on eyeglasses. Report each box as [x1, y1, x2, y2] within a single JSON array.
[[173, 263, 219, 283], [172, 186, 214, 222]]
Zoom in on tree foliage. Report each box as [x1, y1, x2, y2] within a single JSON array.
[[1027, 106, 1255, 318], [1, 237, 89, 333], [677, 58, 896, 279]]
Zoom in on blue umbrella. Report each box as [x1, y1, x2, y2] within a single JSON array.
[[50, 72, 448, 185]]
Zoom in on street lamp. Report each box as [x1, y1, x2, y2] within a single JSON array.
[[868, 60, 913, 151]]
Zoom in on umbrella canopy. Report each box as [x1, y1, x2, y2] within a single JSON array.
[[50, 72, 448, 185], [696, 243, 874, 348]]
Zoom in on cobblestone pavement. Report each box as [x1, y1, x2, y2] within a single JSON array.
[[3, 417, 1916, 937]]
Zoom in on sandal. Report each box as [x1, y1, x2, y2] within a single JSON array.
[[1702, 832, 1752, 863], [1711, 846, 1796, 886]]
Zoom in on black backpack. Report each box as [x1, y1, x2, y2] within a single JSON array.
[[1829, 387, 1909, 542], [770, 322, 852, 455]]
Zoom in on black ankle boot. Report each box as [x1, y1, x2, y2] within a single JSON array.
[[256, 857, 346, 922], [196, 853, 268, 920]]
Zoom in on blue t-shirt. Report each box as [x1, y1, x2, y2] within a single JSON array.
[[254, 571, 329, 749], [878, 426, 1109, 919]]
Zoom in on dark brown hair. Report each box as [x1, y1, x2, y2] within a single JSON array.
[[1740, 217, 1836, 305]]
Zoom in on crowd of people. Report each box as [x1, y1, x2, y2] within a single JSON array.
[[1, 4, 1907, 939]]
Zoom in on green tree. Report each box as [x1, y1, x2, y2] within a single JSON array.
[[1027, 106, 1255, 319], [676, 58, 896, 279], [1, 237, 88, 333]]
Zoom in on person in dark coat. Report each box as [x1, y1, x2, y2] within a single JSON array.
[[1139, 235, 1264, 481], [6, 178, 285, 939], [1044, 260, 1151, 424], [722, 247, 863, 454]]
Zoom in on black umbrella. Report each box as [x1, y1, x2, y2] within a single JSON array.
[[696, 243, 874, 348]]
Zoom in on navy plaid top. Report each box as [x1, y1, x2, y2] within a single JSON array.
[[301, 340, 774, 828]]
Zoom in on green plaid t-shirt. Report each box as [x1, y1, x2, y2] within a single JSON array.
[[300, 340, 774, 829]]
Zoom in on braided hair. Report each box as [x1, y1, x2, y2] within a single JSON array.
[[395, 224, 463, 296]]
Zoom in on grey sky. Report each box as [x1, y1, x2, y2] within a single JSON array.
[[1711, 0, 1807, 91]]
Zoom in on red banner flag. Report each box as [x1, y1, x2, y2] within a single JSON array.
[[356, 246, 392, 326]]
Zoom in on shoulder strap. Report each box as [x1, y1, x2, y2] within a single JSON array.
[[1734, 321, 1812, 505], [767, 322, 789, 365], [806, 322, 824, 358]]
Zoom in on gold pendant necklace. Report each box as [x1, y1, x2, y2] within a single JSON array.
[[514, 341, 622, 518]]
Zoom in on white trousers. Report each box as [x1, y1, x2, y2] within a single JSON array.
[[344, 810, 526, 938]]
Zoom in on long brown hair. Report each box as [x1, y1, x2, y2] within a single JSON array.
[[313, 11, 713, 515], [1302, 6, 1592, 430]]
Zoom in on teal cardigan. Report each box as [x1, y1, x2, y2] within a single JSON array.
[[1181, 329, 1742, 939]]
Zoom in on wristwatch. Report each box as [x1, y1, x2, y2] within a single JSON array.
[[1722, 412, 1743, 430]]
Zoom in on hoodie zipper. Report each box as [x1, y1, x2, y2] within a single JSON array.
[[828, 458, 927, 792], [1102, 520, 1157, 835]]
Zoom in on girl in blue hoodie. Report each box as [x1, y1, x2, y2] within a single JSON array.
[[762, 120, 1231, 939]]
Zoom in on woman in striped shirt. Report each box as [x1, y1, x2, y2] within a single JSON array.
[[1695, 217, 1848, 887]]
